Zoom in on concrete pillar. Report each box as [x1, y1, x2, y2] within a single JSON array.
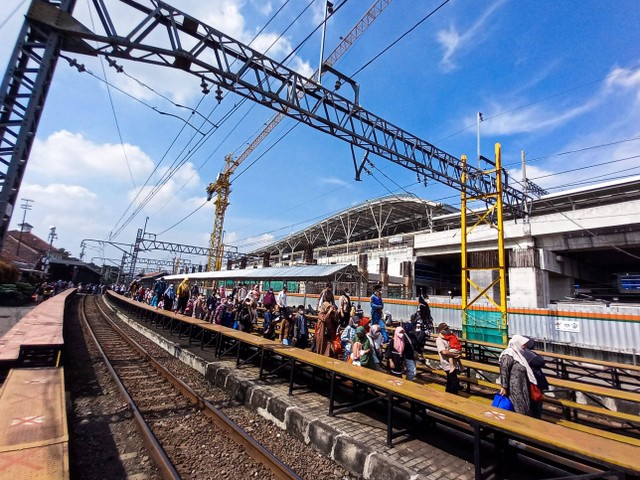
[[358, 254, 368, 281], [401, 260, 413, 299], [379, 257, 389, 297], [508, 247, 549, 308], [509, 267, 549, 308]]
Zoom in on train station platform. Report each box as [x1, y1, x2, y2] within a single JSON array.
[[106, 294, 640, 479], [0, 290, 73, 370], [0, 367, 69, 479]]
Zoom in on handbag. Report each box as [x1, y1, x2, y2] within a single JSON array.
[[491, 393, 514, 411], [529, 383, 544, 402], [332, 336, 343, 357]]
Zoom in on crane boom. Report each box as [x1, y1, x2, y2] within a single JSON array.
[[205, 0, 393, 271]]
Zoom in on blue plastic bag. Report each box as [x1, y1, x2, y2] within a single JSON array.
[[491, 393, 514, 411]]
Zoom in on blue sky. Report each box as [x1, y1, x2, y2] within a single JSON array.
[[1, 0, 639, 269]]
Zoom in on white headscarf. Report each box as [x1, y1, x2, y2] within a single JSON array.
[[499, 335, 537, 385]]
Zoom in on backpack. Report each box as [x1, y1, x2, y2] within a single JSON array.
[[263, 291, 276, 307], [294, 313, 307, 339]]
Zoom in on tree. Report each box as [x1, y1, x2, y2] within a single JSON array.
[[0, 259, 20, 283]]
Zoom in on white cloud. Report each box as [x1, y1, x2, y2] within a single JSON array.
[[16, 183, 109, 252], [473, 65, 640, 137], [228, 232, 275, 251], [475, 99, 599, 136], [436, 0, 506, 72], [249, 32, 293, 58], [605, 66, 640, 102], [158, 162, 201, 189], [21, 183, 99, 210], [318, 177, 349, 187], [30, 130, 154, 182], [250, 0, 273, 16]]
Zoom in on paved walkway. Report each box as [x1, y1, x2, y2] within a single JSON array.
[[0, 305, 36, 337]]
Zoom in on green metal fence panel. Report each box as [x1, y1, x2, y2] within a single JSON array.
[[463, 309, 507, 345]]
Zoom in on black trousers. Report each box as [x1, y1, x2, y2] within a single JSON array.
[[445, 369, 460, 394]]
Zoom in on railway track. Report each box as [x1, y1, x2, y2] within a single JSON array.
[[79, 294, 301, 480]]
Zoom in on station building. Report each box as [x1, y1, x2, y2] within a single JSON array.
[[249, 177, 640, 309]]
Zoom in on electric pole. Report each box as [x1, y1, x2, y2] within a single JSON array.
[[16, 198, 33, 257]]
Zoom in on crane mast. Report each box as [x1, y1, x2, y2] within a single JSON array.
[[205, 0, 393, 271]]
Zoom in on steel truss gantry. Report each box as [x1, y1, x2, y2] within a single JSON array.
[[81, 233, 248, 281], [0, 0, 537, 254], [0, 0, 77, 249]]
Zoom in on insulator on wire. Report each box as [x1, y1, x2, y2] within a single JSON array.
[[106, 57, 123, 73], [215, 87, 223, 104], [201, 78, 210, 94]]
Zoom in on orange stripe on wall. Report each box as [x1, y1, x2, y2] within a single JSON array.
[[287, 293, 640, 323]]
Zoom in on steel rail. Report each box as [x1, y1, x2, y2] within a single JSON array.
[[78, 295, 181, 479], [85, 295, 301, 480]]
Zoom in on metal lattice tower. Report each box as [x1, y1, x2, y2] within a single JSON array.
[[0, 0, 77, 248]]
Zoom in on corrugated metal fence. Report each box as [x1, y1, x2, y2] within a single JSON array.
[[290, 293, 640, 355]]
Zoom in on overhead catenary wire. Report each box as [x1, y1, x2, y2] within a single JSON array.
[[74, 0, 636, 266], [157, 201, 209, 236], [109, 0, 328, 239], [437, 76, 610, 145], [151, 0, 324, 211], [351, 0, 451, 78], [0, 0, 25, 31], [102, 0, 299, 239], [156, 1, 361, 237], [528, 154, 640, 181], [503, 134, 640, 169]]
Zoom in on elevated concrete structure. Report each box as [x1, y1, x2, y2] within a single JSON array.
[[251, 177, 640, 308]]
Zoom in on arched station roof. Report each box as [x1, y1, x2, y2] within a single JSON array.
[[251, 194, 458, 255]]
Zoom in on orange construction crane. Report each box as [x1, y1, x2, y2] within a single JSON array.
[[205, 0, 393, 271]]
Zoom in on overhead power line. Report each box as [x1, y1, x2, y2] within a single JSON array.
[[110, 0, 327, 239], [351, 0, 451, 78], [0, 0, 25, 31]]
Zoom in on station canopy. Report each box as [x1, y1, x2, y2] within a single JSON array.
[[164, 264, 364, 283], [250, 194, 458, 255]]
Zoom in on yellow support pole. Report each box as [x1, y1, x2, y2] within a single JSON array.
[[460, 144, 509, 345], [460, 155, 469, 339], [495, 143, 509, 344]]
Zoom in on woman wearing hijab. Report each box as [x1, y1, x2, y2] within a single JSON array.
[[365, 324, 383, 370], [314, 301, 337, 357], [385, 326, 406, 376], [163, 284, 176, 311], [522, 338, 549, 419], [353, 326, 373, 368], [340, 307, 360, 361], [499, 335, 539, 416]]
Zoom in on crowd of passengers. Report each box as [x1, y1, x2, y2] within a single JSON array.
[[120, 278, 548, 418], [32, 280, 108, 302], [121, 278, 436, 378], [33, 279, 74, 302]]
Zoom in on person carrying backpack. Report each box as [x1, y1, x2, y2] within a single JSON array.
[[292, 305, 309, 349], [338, 289, 352, 328], [262, 287, 276, 309]]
